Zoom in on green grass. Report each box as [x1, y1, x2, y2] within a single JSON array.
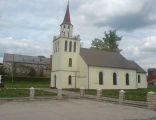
[[3, 77, 50, 88], [35, 90, 57, 97], [101, 86, 156, 101], [0, 89, 57, 98], [0, 89, 29, 98], [66, 86, 156, 101], [63, 88, 80, 92], [125, 86, 156, 101]]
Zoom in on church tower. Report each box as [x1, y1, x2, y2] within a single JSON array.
[[51, 1, 80, 88]]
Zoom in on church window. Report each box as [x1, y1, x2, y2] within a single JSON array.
[[55, 44, 57, 52], [69, 41, 72, 52], [126, 73, 129, 85], [74, 42, 76, 52], [68, 32, 69, 38], [69, 58, 72, 67], [54, 75, 56, 87], [64, 25, 66, 28], [53, 43, 56, 53], [58, 41, 59, 52], [68, 75, 72, 85], [113, 73, 117, 85], [138, 75, 141, 83], [99, 72, 103, 85], [68, 25, 70, 29], [65, 41, 68, 51]]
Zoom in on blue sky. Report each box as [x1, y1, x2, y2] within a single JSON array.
[[0, 0, 156, 70]]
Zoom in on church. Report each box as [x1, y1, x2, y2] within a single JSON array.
[[51, 2, 147, 89]]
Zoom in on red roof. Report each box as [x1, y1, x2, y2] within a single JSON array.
[[147, 75, 156, 83], [62, 1, 72, 25]]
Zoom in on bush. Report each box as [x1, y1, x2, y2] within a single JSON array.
[[28, 67, 36, 77]]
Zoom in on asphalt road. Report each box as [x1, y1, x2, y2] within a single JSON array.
[[0, 99, 156, 120]]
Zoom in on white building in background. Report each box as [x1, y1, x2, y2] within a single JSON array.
[[3, 53, 51, 77], [51, 2, 147, 89]]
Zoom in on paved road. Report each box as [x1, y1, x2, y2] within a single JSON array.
[[0, 99, 156, 120]]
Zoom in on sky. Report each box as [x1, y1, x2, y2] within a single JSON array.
[[0, 0, 156, 70]]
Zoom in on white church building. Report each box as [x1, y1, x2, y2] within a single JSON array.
[[51, 3, 147, 89]]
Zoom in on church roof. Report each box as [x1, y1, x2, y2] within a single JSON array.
[[80, 48, 146, 73], [62, 1, 72, 25], [128, 60, 146, 73]]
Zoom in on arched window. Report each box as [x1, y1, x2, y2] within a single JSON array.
[[126, 73, 129, 85], [138, 75, 140, 83], [69, 41, 72, 52], [53, 46, 55, 53], [74, 42, 76, 52], [99, 72, 103, 85], [68, 75, 72, 85], [113, 73, 117, 85], [57, 41, 59, 52], [69, 58, 72, 67], [65, 41, 68, 51], [54, 75, 56, 88]]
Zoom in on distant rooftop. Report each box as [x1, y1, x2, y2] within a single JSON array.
[[148, 68, 156, 72], [3, 53, 50, 65]]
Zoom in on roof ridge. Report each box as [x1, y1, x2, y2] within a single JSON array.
[[81, 48, 120, 54], [4, 53, 49, 59]]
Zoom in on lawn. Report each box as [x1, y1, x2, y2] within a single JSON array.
[[0, 89, 57, 98], [66, 86, 156, 101], [3, 77, 50, 88], [85, 86, 156, 101]]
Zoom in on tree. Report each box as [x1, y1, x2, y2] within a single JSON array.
[[91, 30, 122, 52], [28, 67, 36, 77], [0, 66, 6, 75]]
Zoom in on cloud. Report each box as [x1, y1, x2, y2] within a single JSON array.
[[96, 12, 156, 31], [0, 0, 156, 71], [121, 35, 156, 70], [0, 37, 51, 62], [141, 36, 156, 53], [73, 0, 156, 31]]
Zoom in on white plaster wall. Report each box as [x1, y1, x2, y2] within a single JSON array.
[[77, 55, 88, 89], [88, 66, 138, 89], [51, 54, 88, 89], [51, 71, 77, 88], [51, 36, 80, 88], [52, 37, 80, 71], [137, 73, 147, 88]]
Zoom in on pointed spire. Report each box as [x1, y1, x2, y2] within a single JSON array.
[[62, 0, 72, 25]]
